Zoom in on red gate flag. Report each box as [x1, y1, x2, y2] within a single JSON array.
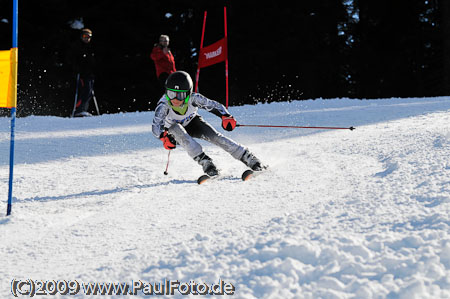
[[195, 7, 229, 108], [198, 37, 227, 69]]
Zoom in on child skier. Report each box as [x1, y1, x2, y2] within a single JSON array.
[[152, 71, 265, 177]]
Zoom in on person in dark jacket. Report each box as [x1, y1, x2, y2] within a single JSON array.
[[150, 35, 176, 92], [68, 28, 96, 117]]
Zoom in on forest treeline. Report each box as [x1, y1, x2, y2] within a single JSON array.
[[0, 0, 449, 116]]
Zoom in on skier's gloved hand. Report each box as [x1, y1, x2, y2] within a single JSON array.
[[222, 115, 237, 131], [160, 131, 176, 150]]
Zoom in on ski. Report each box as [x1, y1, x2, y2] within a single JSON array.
[[241, 170, 254, 181], [197, 174, 219, 184], [242, 166, 268, 181], [198, 167, 268, 184], [242, 170, 265, 181], [197, 174, 210, 184]]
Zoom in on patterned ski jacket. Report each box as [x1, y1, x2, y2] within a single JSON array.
[[152, 93, 230, 138]]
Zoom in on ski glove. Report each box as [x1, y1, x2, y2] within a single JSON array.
[[160, 131, 176, 150], [222, 115, 237, 131]]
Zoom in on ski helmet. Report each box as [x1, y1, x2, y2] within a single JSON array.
[[81, 28, 92, 36], [165, 71, 193, 114]]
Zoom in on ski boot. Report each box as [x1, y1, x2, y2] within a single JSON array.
[[240, 149, 265, 171], [194, 153, 219, 177]]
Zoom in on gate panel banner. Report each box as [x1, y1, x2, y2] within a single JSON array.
[[0, 48, 17, 108], [198, 37, 227, 69]]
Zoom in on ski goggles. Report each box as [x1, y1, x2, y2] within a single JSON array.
[[166, 88, 191, 102]]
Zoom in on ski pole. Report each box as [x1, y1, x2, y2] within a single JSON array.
[[163, 151, 171, 175], [236, 124, 355, 130], [92, 94, 100, 116], [71, 73, 80, 118], [92, 90, 100, 116]]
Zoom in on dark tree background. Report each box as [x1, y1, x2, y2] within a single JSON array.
[[0, 0, 449, 117]]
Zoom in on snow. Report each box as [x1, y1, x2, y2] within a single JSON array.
[[1, 96, 450, 298], [68, 18, 84, 30]]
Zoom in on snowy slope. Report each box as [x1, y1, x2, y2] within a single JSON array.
[[0, 97, 449, 298]]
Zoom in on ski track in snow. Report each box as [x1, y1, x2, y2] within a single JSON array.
[[0, 97, 449, 298]]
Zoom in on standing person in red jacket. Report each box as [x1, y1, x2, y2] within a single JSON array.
[[151, 35, 176, 92]]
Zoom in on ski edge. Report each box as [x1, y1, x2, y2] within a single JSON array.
[[242, 165, 269, 181], [197, 174, 220, 184], [197, 174, 211, 184], [241, 169, 254, 181]]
